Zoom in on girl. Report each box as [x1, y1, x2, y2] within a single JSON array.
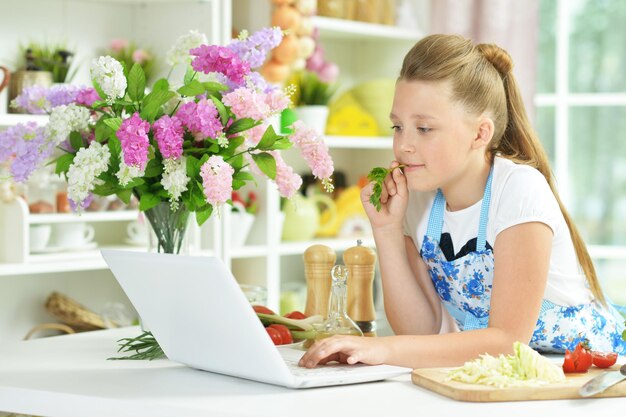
[[299, 34, 626, 369]]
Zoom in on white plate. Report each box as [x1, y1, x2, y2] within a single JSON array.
[[30, 241, 98, 254]]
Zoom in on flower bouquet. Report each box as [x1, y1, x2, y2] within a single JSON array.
[[1, 28, 335, 357]]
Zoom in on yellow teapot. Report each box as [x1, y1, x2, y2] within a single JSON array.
[[316, 185, 370, 237], [281, 193, 337, 241]]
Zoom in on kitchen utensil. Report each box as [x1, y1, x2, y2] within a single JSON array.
[[579, 364, 626, 397], [412, 364, 626, 402], [282, 193, 336, 241]]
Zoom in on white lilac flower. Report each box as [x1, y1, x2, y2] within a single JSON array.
[[90, 56, 127, 103], [45, 104, 91, 146], [115, 161, 144, 187], [67, 142, 111, 212], [161, 157, 190, 209], [166, 30, 208, 66]]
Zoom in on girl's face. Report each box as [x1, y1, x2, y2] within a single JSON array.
[[390, 79, 481, 192]]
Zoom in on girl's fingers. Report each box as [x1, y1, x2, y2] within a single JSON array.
[[392, 165, 407, 197]]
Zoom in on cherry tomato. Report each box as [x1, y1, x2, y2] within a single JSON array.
[[284, 311, 307, 320], [591, 351, 618, 368], [268, 324, 293, 344], [266, 327, 282, 345], [562, 341, 593, 373], [253, 305, 276, 315]]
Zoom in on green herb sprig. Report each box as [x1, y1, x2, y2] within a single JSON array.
[[366, 165, 404, 211], [109, 331, 165, 361]]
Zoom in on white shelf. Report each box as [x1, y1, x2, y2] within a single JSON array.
[[324, 136, 392, 149], [278, 237, 375, 255], [229, 245, 270, 259], [313, 16, 422, 41], [0, 114, 49, 128], [29, 210, 140, 224]]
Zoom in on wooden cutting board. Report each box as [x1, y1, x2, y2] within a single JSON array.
[[412, 364, 626, 402]]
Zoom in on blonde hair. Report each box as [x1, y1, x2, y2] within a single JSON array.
[[399, 34, 605, 305]]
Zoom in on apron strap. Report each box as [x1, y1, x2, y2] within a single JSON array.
[[424, 167, 494, 250]]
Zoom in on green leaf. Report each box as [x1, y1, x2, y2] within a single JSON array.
[[54, 153, 75, 176], [95, 119, 114, 142], [116, 188, 133, 205], [92, 79, 108, 103], [184, 66, 195, 85], [140, 79, 174, 122], [191, 181, 207, 208], [69, 131, 84, 151], [226, 117, 259, 136], [232, 179, 246, 190], [127, 63, 147, 102], [139, 193, 161, 211], [251, 152, 276, 180], [229, 154, 244, 170], [203, 81, 228, 96], [233, 171, 254, 182], [195, 204, 213, 226], [256, 124, 279, 150], [269, 137, 292, 150], [103, 117, 123, 132], [144, 159, 163, 178], [177, 80, 205, 97], [210, 96, 229, 126], [108, 137, 122, 168], [186, 155, 201, 178]]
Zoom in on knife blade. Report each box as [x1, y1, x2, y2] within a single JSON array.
[[579, 364, 626, 397]]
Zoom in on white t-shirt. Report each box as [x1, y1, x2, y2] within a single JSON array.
[[403, 156, 593, 306]]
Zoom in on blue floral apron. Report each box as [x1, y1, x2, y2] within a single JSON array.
[[420, 168, 626, 354]]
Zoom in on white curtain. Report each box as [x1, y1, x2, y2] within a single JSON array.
[[430, 0, 540, 122]]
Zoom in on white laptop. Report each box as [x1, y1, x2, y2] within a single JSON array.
[[101, 249, 411, 388]]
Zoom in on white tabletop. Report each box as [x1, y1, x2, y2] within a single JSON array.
[[0, 327, 622, 417]]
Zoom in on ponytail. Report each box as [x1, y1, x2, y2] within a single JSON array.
[[482, 45, 606, 306]]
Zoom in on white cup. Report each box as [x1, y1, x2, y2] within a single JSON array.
[[126, 221, 148, 245], [50, 223, 95, 248], [29, 224, 51, 251]]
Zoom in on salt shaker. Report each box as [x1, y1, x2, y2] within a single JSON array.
[[303, 244, 336, 318], [343, 239, 377, 336]]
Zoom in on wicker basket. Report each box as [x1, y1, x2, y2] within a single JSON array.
[[45, 292, 110, 331]]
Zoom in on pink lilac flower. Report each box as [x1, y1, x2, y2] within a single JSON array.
[[132, 49, 151, 64], [273, 152, 302, 198], [222, 87, 269, 121], [110, 38, 128, 52], [190, 45, 250, 85], [228, 27, 283, 69], [176, 98, 223, 141], [0, 122, 53, 182], [289, 120, 334, 180], [117, 112, 150, 168], [152, 115, 184, 159], [75, 87, 101, 106], [265, 89, 290, 115], [200, 155, 234, 206]]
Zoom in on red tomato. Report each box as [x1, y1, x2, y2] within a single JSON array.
[[252, 305, 276, 315], [591, 351, 618, 368], [266, 327, 282, 345], [268, 324, 293, 344], [562, 341, 593, 373], [284, 311, 307, 320]]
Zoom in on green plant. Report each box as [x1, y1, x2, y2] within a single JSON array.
[[104, 39, 157, 83], [18, 41, 76, 83], [293, 71, 337, 106]]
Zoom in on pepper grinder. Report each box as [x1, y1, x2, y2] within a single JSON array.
[[303, 244, 336, 318], [343, 239, 377, 336]]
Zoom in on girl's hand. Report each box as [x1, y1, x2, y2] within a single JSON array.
[[361, 161, 408, 230], [298, 335, 389, 368]]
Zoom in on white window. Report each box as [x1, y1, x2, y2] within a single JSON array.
[[536, 0, 626, 305]]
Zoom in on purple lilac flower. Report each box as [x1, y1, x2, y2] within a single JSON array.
[[190, 45, 250, 85], [228, 27, 283, 69], [152, 115, 184, 159], [117, 112, 150, 168], [47, 84, 81, 108], [11, 85, 49, 114], [0, 122, 53, 182], [69, 193, 94, 212], [176, 98, 223, 141], [75, 87, 101, 106]]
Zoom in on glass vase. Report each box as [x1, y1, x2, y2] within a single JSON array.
[[143, 201, 190, 255]]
